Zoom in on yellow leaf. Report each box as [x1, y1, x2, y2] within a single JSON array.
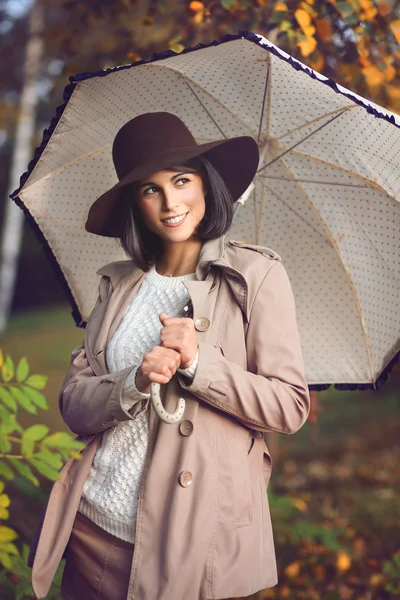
[[0, 526, 18, 543], [360, 0, 377, 19], [390, 20, 400, 44], [279, 20, 293, 33], [285, 561, 300, 577], [0, 482, 4, 495], [189, 1, 204, 11], [275, 1, 288, 10], [298, 35, 317, 57], [337, 550, 351, 572], [0, 507, 9, 520], [0, 494, 10, 508], [292, 497, 308, 512], [170, 43, 185, 53], [370, 573, 384, 586], [362, 64, 385, 88], [295, 8, 312, 31], [193, 10, 204, 23], [0, 349, 3, 369]]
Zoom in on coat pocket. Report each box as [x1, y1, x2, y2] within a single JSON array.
[[228, 436, 254, 528]]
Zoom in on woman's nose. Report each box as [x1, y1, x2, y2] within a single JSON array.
[[162, 189, 179, 210]]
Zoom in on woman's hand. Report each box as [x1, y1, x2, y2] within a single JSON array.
[[159, 312, 198, 369], [136, 346, 181, 394]]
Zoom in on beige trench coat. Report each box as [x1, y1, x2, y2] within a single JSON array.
[[28, 236, 310, 600]]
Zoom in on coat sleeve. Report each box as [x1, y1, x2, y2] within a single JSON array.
[[59, 279, 149, 436], [179, 261, 310, 434], [59, 346, 150, 435]]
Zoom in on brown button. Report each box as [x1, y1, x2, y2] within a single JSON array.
[[179, 420, 194, 437], [179, 471, 193, 488], [195, 317, 210, 332]]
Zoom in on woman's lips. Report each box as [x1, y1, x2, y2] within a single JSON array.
[[161, 212, 189, 228]]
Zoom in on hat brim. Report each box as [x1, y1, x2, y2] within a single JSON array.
[[85, 136, 259, 237]]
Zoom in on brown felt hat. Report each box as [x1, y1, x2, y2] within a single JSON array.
[[85, 112, 259, 237]]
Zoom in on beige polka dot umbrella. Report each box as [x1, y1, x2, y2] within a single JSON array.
[[12, 32, 400, 391]]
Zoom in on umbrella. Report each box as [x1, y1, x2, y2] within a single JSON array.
[[12, 31, 400, 394]]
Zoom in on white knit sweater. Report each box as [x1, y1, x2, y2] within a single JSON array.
[[78, 266, 198, 543]]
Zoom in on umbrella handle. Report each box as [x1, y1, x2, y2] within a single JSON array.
[[150, 382, 186, 424]]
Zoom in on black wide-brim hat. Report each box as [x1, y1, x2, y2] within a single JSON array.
[[86, 112, 259, 237]]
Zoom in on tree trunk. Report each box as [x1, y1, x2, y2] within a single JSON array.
[[0, 0, 44, 337]]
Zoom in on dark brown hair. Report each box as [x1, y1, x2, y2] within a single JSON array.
[[118, 156, 233, 271]]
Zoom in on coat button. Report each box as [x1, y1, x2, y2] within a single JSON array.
[[179, 420, 194, 436], [179, 471, 193, 488], [195, 317, 210, 332]]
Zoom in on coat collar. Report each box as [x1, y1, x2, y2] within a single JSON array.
[[96, 236, 249, 318]]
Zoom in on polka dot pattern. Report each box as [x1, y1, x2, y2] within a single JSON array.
[[19, 36, 400, 386]]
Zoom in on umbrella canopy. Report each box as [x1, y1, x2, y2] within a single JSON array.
[[12, 32, 400, 389]]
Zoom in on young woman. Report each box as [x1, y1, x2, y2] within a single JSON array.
[[28, 112, 310, 600]]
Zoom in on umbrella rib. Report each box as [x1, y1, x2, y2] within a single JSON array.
[[269, 149, 398, 202], [257, 56, 270, 144], [183, 79, 228, 139], [257, 107, 352, 173], [272, 105, 355, 143], [146, 64, 256, 137], [332, 199, 400, 282], [258, 175, 374, 188], [262, 156, 376, 381], [255, 175, 330, 244]]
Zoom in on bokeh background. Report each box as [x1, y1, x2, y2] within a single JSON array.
[[0, 1, 399, 598]]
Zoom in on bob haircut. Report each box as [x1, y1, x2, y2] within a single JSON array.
[[118, 156, 234, 271]]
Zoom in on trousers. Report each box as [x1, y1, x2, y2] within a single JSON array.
[[61, 510, 251, 600]]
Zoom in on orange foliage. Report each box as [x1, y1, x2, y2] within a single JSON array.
[[315, 18, 332, 42], [189, 1, 204, 12]]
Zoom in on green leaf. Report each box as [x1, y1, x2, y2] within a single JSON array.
[[0, 461, 14, 480], [43, 432, 85, 451], [16, 357, 30, 383], [1, 356, 14, 383], [0, 387, 17, 412], [337, 1, 354, 17], [269, 11, 291, 25], [25, 374, 47, 390], [0, 435, 11, 453], [22, 385, 48, 410], [29, 458, 60, 481], [0, 551, 13, 569], [34, 450, 62, 470], [0, 542, 19, 556], [9, 387, 37, 414], [23, 424, 49, 442], [21, 436, 35, 459], [0, 413, 18, 435], [0, 526, 18, 543], [221, 0, 235, 9], [8, 458, 39, 486]]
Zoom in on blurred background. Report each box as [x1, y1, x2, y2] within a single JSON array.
[[0, 1, 399, 598]]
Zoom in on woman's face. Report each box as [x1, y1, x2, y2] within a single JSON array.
[[135, 168, 206, 245]]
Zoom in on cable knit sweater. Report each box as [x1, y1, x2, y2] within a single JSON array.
[[78, 266, 198, 543]]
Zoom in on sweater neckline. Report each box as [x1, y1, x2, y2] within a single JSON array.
[[145, 265, 197, 290]]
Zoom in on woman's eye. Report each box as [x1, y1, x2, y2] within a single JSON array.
[[176, 178, 190, 186], [144, 186, 157, 195]]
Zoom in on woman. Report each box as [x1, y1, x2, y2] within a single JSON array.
[[28, 112, 310, 600]]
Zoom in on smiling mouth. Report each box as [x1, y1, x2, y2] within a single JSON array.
[[161, 212, 189, 225]]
